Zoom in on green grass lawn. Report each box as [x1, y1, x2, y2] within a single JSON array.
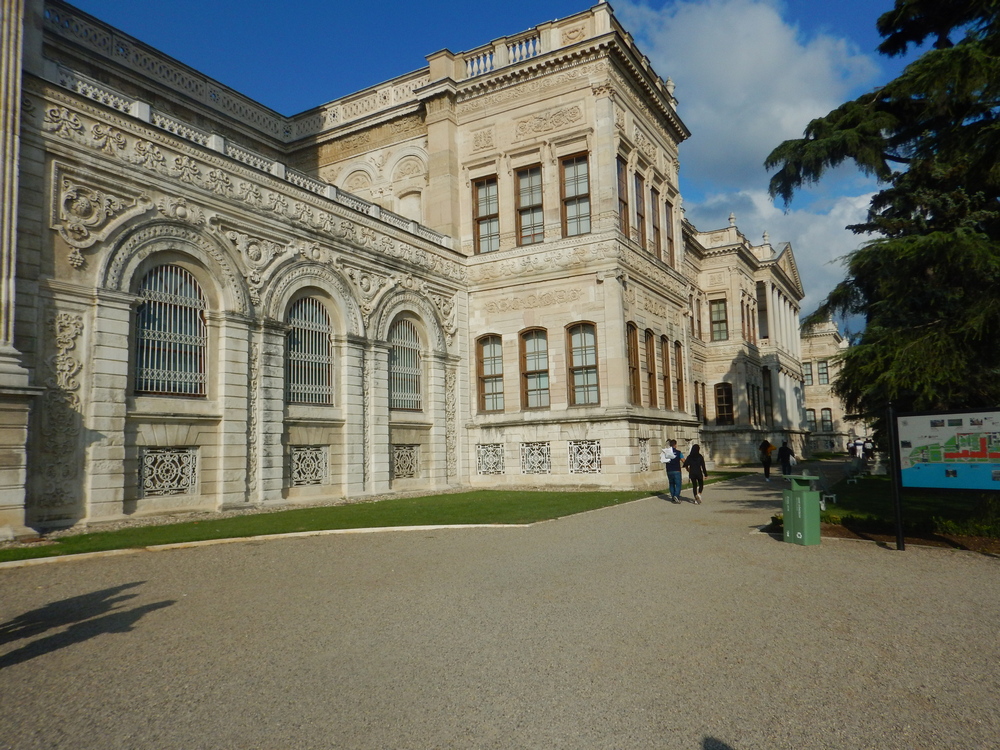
[[0, 472, 752, 563], [819, 474, 1000, 538]]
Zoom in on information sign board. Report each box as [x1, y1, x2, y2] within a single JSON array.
[[897, 409, 1000, 490]]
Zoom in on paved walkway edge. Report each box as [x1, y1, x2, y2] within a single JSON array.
[[0, 523, 533, 570]]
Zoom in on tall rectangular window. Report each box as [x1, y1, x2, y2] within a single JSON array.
[[664, 199, 675, 266], [645, 330, 657, 408], [634, 174, 646, 248], [715, 383, 734, 426], [520, 329, 549, 409], [477, 335, 504, 412], [821, 408, 834, 431], [627, 323, 640, 405], [710, 299, 729, 342], [674, 340, 685, 412], [561, 154, 590, 236], [650, 188, 662, 260], [516, 166, 543, 246], [568, 323, 600, 406], [617, 157, 629, 236], [818, 360, 829, 385], [473, 176, 499, 253], [803, 361, 813, 386], [806, 409, 817, 431], [762, 367, 773, 426], [661, 335, 672, 410]]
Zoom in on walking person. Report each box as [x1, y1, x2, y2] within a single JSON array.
[[662, 439, 684, 503], [759, 439, 775, 481], [683, 444, 708, 504], [776, 440, 795, 476]]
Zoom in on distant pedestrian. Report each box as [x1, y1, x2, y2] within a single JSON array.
[[759, 439, 775, 481], [663, 439, 684, 503], [777, 441, 795, 476], [863, 439, 874, 461], [683, 444, 708, 504]]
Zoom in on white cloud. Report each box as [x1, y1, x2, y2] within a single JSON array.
[[618, 0, 878, 190], [616, 0, 881, 309], [684, 189, 873, 313]]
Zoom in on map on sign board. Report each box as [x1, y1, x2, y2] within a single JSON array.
[[897, 410, 1000, 490]]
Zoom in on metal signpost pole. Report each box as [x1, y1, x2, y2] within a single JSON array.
[[887, 402, 905, 551]]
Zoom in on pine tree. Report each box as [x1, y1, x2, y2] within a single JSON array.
[[766, 0, 1000, 436]]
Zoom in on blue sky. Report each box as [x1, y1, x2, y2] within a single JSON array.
[[68, 0, 921, 318]]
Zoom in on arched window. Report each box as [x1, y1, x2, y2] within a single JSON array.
[[286, 297, 334, 405], [568, 323, 599, 406], [134, 264, 207, 396], [806, 409, 817, 432], [389, 318, 421, 410], [477, 335, 504, 412], [520, 329, 549, 409]]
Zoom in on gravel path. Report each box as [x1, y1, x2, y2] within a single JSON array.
[[1, 474, 998, 749]]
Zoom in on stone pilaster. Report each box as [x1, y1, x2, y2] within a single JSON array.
[[0, 0, 41, 538]]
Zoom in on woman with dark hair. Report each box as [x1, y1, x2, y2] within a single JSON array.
[[759, 439, 775, 481], [683, 444, 708, 504]]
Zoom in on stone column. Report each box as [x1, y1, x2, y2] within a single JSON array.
[[768, 286, 778, 348], [368, 342, 391, 494], [341, 336, 368, 496], [84, 290, 133, 522], [256, 322, 287, 504], [0, 0, 41, 539], [216, 312, 251, 509]]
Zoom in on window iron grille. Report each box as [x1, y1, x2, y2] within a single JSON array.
[[135, 265, 207, 396]]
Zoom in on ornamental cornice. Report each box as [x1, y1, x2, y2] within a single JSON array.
[[608, 66, 687, 150], [455, 55, 611, 115], [606, 46, 689, 143], [26, 83, 467, 287]]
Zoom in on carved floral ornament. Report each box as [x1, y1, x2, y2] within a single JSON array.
[[33, 92, 466, 284], [38, 312, 84, 511], [515, 105, 583, 140], [54, 173, 154, 266]]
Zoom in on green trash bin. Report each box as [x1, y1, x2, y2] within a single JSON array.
[[782, 474, 821, 546]]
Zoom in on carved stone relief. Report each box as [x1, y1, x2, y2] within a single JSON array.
[[634, 126, 657, 164], [445, 368, 457, 479], [246, 340, 260, 499], [472, 128, 495, 152], [515, 105, 583, 140], [222, 229, 287, 305], [483, 287, 583, 314], [34, 312, 84, 517], [52, 165, 156, 267], [30, 90, 467, 287], [561, 25, 587, 44]]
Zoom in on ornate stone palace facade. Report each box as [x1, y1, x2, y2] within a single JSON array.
[[0, 0, 808, 537]]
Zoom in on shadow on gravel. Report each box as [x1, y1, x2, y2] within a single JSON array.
[[704, 738, 737, 749], [0, 582, 175, 670]]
